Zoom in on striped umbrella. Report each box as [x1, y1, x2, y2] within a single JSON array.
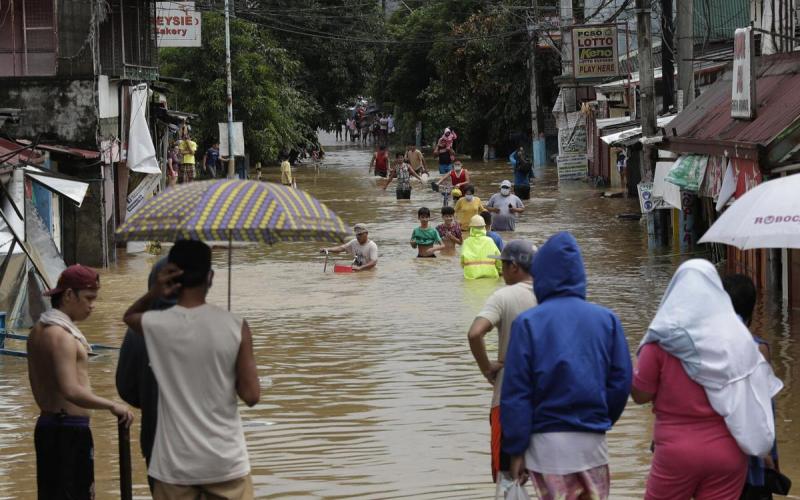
[[116, 179, 350, 244], [116, 179, 351, 308]]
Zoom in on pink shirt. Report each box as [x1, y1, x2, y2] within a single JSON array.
[[634, 343, 732, 444]]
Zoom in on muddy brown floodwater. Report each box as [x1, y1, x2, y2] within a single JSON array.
[[0, 143, 798, 499]]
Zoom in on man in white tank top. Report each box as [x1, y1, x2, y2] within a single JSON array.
[[123, 240, 260, 499]]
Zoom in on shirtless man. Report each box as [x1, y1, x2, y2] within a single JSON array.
[[27, 264, 133, 500]]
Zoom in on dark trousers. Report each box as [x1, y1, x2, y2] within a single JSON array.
[[514, 184, 530, 200], [35, 414, 94, 500], [396, 189, 411, 200]]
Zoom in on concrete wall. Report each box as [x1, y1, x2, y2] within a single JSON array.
[[0, 79, 97, 146]]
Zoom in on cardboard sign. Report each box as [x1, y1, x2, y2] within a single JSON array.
[[557, 155, 588, 180], [572, 25, 619, 79], [637, 182, 668, 213], [155, 2, 202, 47]]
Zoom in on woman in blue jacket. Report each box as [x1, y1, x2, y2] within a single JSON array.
[[500, 231, 632, 499]]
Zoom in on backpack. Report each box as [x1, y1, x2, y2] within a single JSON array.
[[516, 155, 532, 175]]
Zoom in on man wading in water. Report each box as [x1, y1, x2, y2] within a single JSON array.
[[28, 265, 134, 500]]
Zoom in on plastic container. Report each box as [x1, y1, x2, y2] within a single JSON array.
[[333, 264, 353, 273]]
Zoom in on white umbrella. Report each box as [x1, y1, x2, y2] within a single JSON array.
[[699, 173, 800, 249]]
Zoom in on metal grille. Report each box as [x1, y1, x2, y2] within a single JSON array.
[[98, 0, 157, 78], [0, 0, 57, 76]]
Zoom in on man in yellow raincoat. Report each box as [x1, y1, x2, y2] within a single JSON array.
[[461, 215, 502, 279]]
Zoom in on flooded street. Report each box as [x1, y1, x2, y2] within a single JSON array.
[[1, 144, 798, 499]]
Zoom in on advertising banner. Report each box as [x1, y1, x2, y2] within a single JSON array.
[[557, 154, 588, 181], [572, 25, 619, 79], [557, 112, 587, 156], [156, 2, 202, 47], [731, 27, 756, 119]]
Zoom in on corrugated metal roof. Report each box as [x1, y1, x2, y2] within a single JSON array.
[[667, 52, 800, 147], [0, 138, 41, 166]]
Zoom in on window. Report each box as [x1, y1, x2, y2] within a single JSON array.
[[0, 0, 57, 76]]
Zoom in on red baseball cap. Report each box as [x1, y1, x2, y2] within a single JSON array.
[[44, 264, 100, 296]]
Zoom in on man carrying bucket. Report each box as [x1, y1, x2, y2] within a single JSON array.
[[320, 223, 378, 272]]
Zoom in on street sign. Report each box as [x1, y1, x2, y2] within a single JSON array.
[[731, 27, 756, 119], [155, 2, 202, 48], [557, 154, 588, 181], [572, 24, 619, 79]]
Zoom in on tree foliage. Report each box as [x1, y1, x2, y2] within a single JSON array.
[[160, 13, 318, 161], [376, 1, 560, 155]]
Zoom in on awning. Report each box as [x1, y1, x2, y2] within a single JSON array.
[[23, 166, 89, 206], [601, 116, 676, 146], [32, 144, 100, 160]]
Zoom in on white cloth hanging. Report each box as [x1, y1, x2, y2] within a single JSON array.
[[127, 84, 161, 175], [640, 259, 783, 456]]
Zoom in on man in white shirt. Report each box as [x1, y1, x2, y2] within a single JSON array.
[[486, 180, 525, 232], [467, 240, 538, 484], [123, 240, 260, 500], [321, 223, 378, 272]]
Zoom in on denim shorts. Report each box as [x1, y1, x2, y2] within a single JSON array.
[[438, 163, 453, 174]]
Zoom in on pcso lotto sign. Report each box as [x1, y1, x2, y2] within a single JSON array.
[[572, 25, 618, 79]]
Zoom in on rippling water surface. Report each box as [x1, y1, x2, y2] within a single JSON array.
[[0, 143, 797, 499]]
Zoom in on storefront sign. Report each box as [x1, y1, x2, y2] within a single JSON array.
[[557, 155, 588, 180], [155, 2, 202, 47], [126, 174, 161, 216], [572, 25, 619, 79], [637, 182, 668, 213], [733, 158, 762, 198], [731, 27, 755, 119]]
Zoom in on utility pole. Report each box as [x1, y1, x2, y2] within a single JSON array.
[[661, 0, 675, 113], [635, 0, 656, 181], [676, 0, 693, 108], [527, 1, 540, 162], [224, 0, 236, 178], [559, 0, 576, 115]]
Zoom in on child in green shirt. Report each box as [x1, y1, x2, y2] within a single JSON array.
[[410, 207, 443, 258]]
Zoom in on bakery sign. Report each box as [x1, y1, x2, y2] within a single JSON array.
[[731, 27, 756, 119], [572, 24, 619, 79], [155, 2, 202, 47]]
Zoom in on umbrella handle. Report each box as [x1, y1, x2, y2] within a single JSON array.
[[323, 249, 329, 273]]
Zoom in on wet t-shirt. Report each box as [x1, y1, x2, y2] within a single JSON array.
[[344, 239, 378, 267], [486, 193, 524, 231], [411, 226, 442, 247]]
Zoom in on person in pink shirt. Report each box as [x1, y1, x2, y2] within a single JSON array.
[[632, 344, 747, 499]]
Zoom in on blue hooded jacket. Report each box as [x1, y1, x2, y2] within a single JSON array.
[[500, 231, 632, 455]]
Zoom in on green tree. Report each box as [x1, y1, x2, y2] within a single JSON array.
[[236, 0, 383, 127], [160, 13, 318, 162]]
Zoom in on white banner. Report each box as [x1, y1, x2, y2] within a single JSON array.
[[219, 122, 245, 157], [156, 2, 202, 47], [557, 154, 588, 181], [126, 174, 162, 217], [731, 27, 755, 119]]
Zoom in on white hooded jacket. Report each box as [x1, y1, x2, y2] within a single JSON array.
[[640, 259, 782, 456]]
